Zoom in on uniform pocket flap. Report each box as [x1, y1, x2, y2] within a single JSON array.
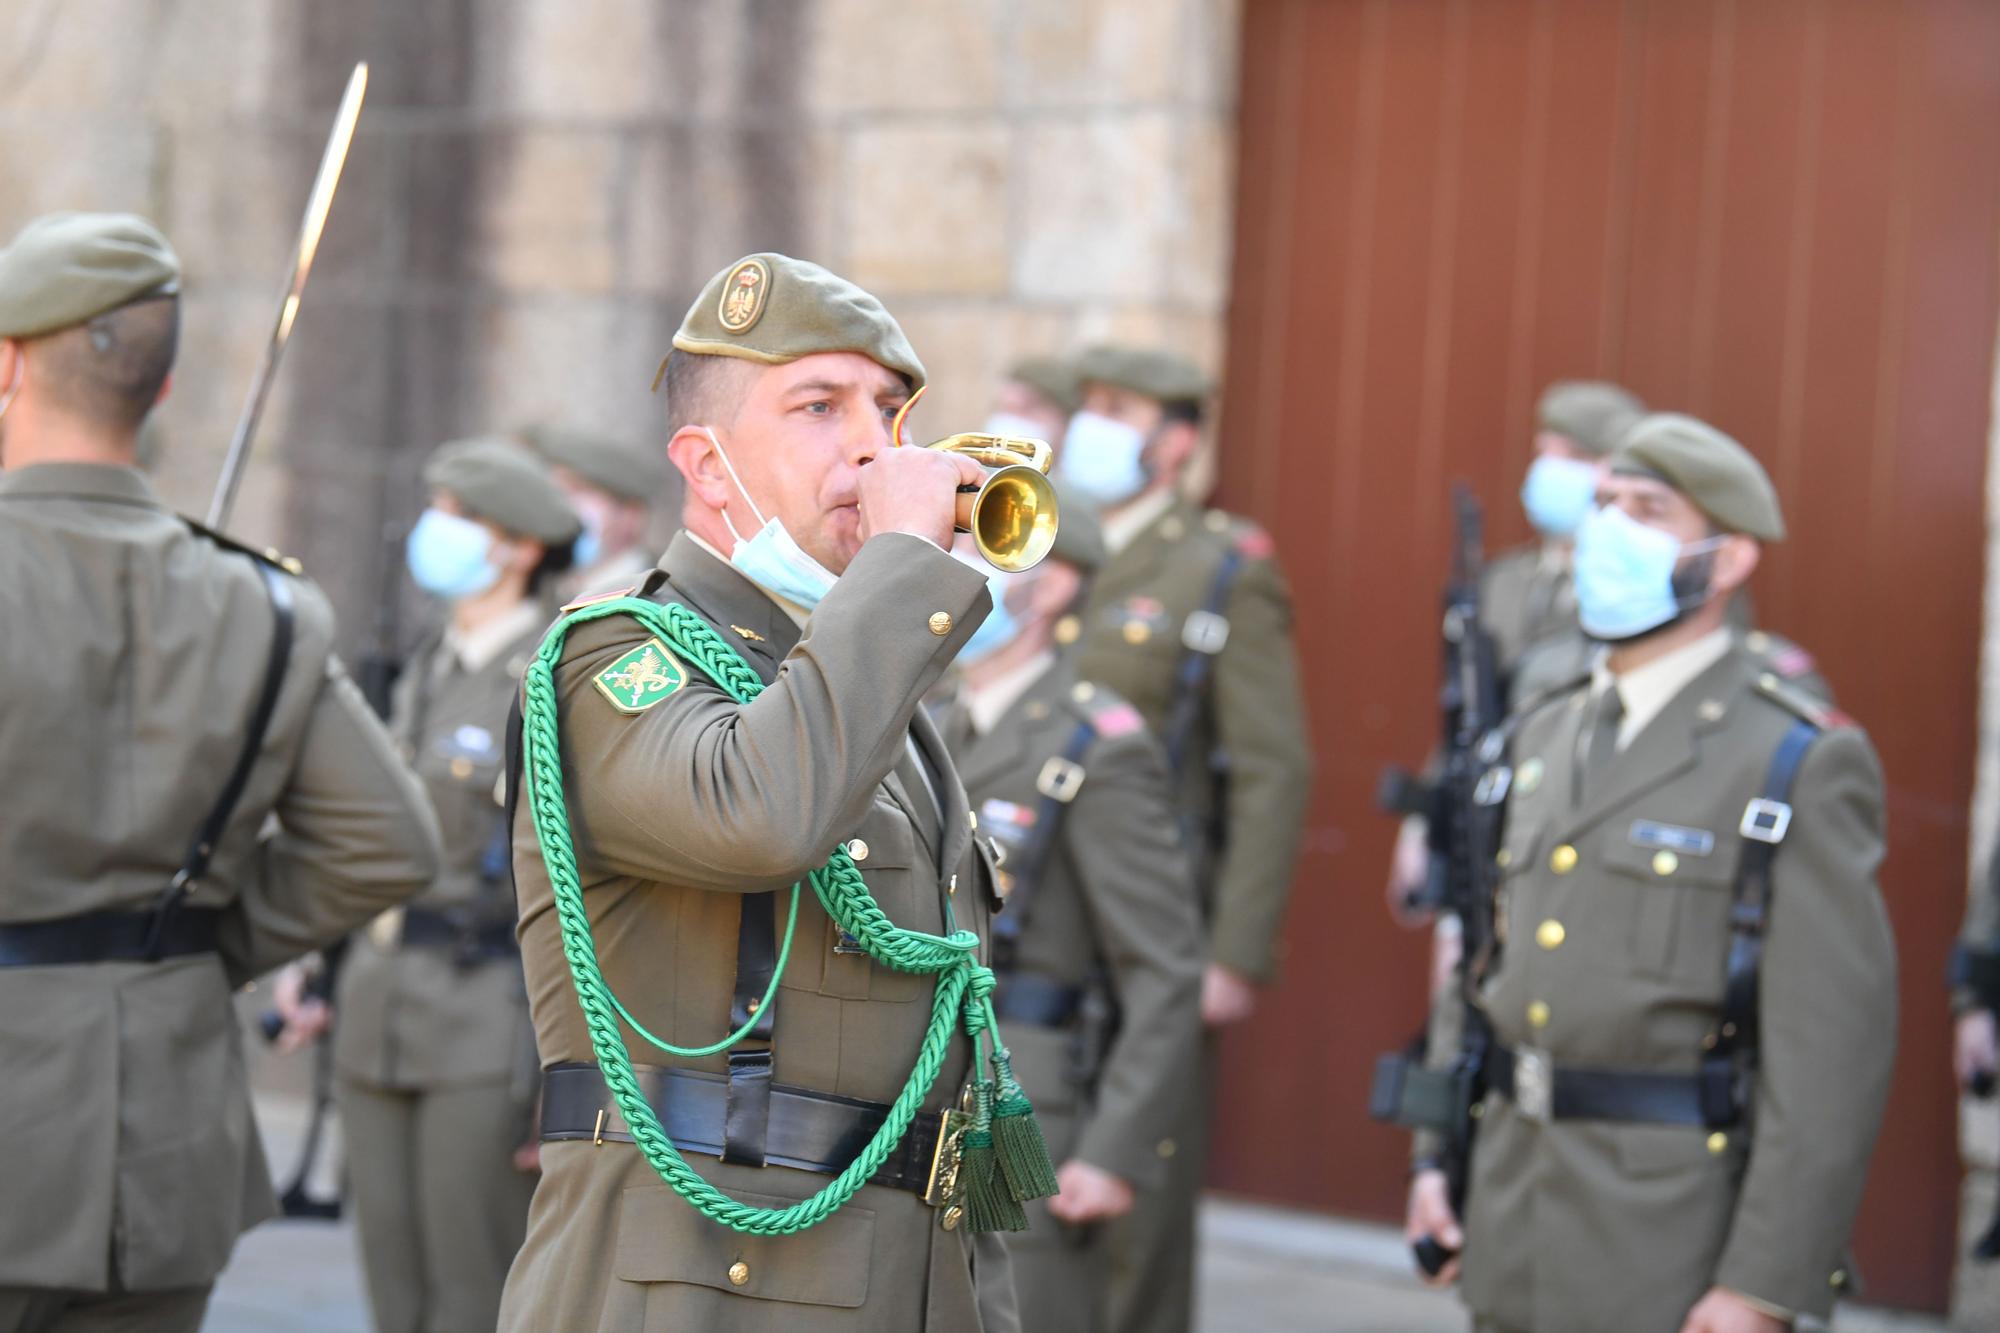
[[1597, 832, 1731, 888], [614, 1183, 874, 1307]]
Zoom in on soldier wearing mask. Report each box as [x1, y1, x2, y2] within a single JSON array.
[[985, 356, 1080, 449], [521, 423, 670, 601]]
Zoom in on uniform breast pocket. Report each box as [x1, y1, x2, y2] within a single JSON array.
[[614, 1183, 873, 1322], [817, 799, 933, 1005], [1599, 835, 1734, 990]]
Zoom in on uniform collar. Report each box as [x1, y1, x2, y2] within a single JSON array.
[[1593, 625, 1734, 751], [441, 599, 547, 674], [961, 649, 1057, 736], [0, 461, 161, 508], [664, 531, 800, 668], [685, 530, 812, 629], [1100, 487, 1180, 555]]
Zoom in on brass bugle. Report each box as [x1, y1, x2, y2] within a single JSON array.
[[889, 388, 1060, 572]]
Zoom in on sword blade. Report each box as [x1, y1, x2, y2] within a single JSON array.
[[205, 61, 369, 529]]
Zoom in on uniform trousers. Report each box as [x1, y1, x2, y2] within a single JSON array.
[[336, 1075, 537, 1333], [0, 1285, 209, 1333], [1104, 1034, 1215, 1333]]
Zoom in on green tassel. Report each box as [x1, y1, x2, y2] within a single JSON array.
[[990, 1059, 1061, 1202], [959, 1081, 1027, 1233]]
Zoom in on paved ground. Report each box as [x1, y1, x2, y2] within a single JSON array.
[[204, 1077, 1977, 1332]]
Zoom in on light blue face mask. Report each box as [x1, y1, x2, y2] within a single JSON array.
[[957, 572, 1021, 662], [570, 516, 603, 570], [1520, 454, 1600, 539], [1056, 411, 1149, 505], [406, 507, 501, 599], [1573, 504, 1724, 641], [706, 427, 840, 609]]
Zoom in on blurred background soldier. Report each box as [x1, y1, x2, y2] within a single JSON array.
[[521, 422, 670, 601], [1405, 414, 1897, 1333], [1952, 838, 2000, 1263], [985, 355, 1081, 449], [280, 437, 580, 1333], [936, 484, 1204, 1333], [0, 212, 441, 1332], [1053, 343, 1313, 1333]]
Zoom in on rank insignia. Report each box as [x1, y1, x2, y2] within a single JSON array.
[[718, 258, 771, 333], [593, 639, 687, 713], [1516, 757, 1544, 795]]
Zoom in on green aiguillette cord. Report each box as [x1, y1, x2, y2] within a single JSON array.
[[519, 596, 1055, 1235]]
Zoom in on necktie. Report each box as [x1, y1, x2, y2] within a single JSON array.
[[1575, 684, 1624, 804]]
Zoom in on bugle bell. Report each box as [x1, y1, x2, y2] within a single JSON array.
[[889, 387, 1060, 572]]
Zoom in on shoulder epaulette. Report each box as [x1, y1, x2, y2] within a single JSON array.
[[1065, 681, 1145, 740], [180, 517, 304, 577], [1200, 508, 1276, 560], [1754, 672, 1849, 730], [560, 584, 637, 614], [1513, 671, 1592, 726]]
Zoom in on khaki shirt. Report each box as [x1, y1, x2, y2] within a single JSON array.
[[501, 531, 1018, 1333], [1071, 495, 1312, 980], [942, 660, 1204, 1189], [0, 462, 440, 1292], [1454, 641, 1895, 1331], [335, 607, 545, 1090]]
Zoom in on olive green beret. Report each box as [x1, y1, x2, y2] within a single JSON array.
[[1536, 380, 1645, 455], [1610, 413, 1785, 542], [1008, 356, 1081, 416], [519, 423, 669, 507], [0, 212, 182, 340], [1073, 344, 1211, 408], [670, 253, 925, 390], [423, 437, 583, 547], [1046, 476, 1106, 573]]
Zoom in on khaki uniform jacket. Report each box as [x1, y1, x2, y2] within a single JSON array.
[[1072, 497, 1312, 981], [335, 617, 541, 1091], [0, 463, 441, 1293], [1455, 643, 1896, 1331], [500, 531, 1020, 1333], [942, 662, 1204, 1191], [1482, 542, 1575, 674]]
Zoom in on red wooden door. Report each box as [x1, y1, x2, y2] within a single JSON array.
[[1213, 0, 2000, 1310]]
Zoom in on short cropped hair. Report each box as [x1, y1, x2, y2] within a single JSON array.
[[663, 349, 755, 437], [31, 296, 179, 433]]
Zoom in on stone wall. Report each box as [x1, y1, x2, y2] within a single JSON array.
[[0, 0, 1240, 653]]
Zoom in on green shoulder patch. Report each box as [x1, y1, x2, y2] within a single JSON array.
[[592, 638, 688, 714]]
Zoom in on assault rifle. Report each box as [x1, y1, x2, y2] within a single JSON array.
[[1368, 485, 1505, 1276], [1952, 941, 2000, 1258]]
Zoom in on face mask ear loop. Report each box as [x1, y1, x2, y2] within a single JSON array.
[[0, 351, 24, 423], [704, 426, 769, 546]]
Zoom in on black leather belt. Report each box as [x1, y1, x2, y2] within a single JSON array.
[[0, 906, 224, 968], [397, 907, 517, 963], [993, 972, 1083, 1028], [539, 1062, 950, 1196], [1487, 1045, 1707, 1126]]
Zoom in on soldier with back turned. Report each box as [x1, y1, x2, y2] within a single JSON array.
[[0, 213, 441, 1331]]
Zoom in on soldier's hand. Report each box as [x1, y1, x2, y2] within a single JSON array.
[[271, 962, 333, 1054], [1201, 962, 1259, 1028], [1955, 1009, 1998, 1091], [1404, 1168, 1462, 1286], [857, 445, 986, 552], [1046, 1159, 1135, 1224], [1677, 1288, 1786, 1333], [1387, 816, 1434, 927]]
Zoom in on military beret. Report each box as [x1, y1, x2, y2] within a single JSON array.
[[0, 212, 182, 340], [1008, 356, 1081, 416], [670, 253, 925, 390], [519, 423, 669, 507], [423, 437, 583, 547], [1610, 413, 1785, 541], [1072, 344, 1211, 408], [1536, 380, 1645, 455], [1046, 476, 1106, 573]]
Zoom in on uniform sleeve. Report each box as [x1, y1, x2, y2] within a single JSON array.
[[545, 534, 990, 892], [1207, 552, 1314, 980], [216, 654, 444, 985], [1064, 732, 1206, 1188], [1713, 728, 1897, 1320], [1409, 963, 1466, 1168]]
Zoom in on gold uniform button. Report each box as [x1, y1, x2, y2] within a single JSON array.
[[1162, 516, 1187, 540], [1535, 919, 1565, 950], [1550, 844, 1578, 874], [1072, 682, 1096, 703], [1204, 511, 1229, 533], [1122, 621, 1151, 645], [928, 612, 954, 636], [1053, 614, 1081, 645], [1157, 1138, 1177, 1159], [449, 757, 474, 780], [728, 1260, 750, 1287], [1526, 1000, 1551, 1029], [942, 1204, 964, 1232], [1652, 850, 1679, 876], [846, 838, 869, 862], [1495, 849, 1513, 869], [1706, 1132, 1728, 1156], [1830, 1268, 1849, 1291]]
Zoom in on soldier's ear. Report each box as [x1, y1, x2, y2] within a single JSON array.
[[1711, 534, 1760, 595], [152, 370, 172, 408], [667, 424, 735, 512]]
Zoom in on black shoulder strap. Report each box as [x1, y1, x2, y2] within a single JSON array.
[[991, 718, 1097, 969], [148, 557, 296, 957], [1163, 543, 1247, 774], [1699, 718, 1819, 1127]]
